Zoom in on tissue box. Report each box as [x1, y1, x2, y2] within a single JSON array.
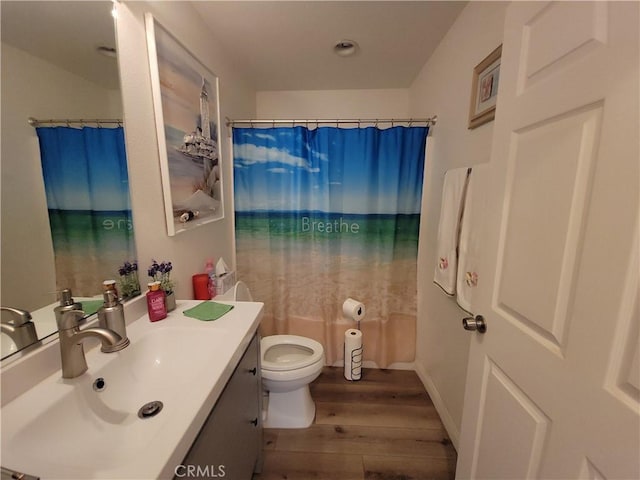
[[214, 271, 236, 296]]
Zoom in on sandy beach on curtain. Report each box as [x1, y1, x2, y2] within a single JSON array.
[[236, 235, 418, 366]]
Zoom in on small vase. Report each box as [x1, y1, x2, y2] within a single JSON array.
[[165, 291, 176, 312]]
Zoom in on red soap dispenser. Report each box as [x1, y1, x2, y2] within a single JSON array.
[[146, 281, 167, 322]]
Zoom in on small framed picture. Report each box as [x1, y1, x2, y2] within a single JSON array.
[[468, 45, 502, 129]]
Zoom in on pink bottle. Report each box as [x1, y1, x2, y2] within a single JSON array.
[[146, 281, 167, 322], [205, 259, 216, 298]]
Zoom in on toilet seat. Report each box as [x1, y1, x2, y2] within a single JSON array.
[[261, 335, 324, 372]]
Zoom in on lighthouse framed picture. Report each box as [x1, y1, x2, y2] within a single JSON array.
[[145, 14, 224, 236]]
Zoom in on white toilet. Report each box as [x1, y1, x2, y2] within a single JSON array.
[[261, 335, 325, 428], [230, 281, 325, 428]]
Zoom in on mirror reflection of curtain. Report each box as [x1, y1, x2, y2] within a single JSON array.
[[36, 126, 135, 296], [233, 126, 428, 367]]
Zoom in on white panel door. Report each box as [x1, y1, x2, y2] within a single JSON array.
[[456, 2, 639, 479]]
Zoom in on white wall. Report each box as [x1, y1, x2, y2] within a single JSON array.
[[115, 2, 256, 298], [409, 1, 508, 448], [0, 43, 122, 312], [257, 89, 409, 119]]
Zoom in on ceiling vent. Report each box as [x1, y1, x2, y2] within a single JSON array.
[[333, 40, 359, 57]]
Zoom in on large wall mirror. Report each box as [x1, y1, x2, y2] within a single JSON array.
[[1, 1, 136, 360]]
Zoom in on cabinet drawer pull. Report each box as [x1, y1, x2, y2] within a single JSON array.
[[248, 367, 257, 375], [250, 418, 258, 426]]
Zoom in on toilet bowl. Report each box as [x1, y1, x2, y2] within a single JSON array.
[[261, 335, 325, 428]]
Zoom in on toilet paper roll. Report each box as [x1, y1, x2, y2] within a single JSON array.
[[342, 298, 365, 322], [344, 328, 363, 381]]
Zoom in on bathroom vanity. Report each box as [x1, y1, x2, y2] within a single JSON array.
[[180, 334, 262, 479], [0, 298, 263, 479]]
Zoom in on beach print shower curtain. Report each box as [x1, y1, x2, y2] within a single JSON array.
[[36, 126, 135, 296], [233, 125, 428, 367]]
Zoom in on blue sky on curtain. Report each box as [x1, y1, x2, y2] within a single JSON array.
[[36, 126, 135, 296], [233, 126, 428, 367]]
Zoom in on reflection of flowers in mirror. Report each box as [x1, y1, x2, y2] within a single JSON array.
[[118, 261, 141, 299], [148, 260, 174, 294]]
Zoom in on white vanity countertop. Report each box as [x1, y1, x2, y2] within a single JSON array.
[[0, 299, 263, 480]]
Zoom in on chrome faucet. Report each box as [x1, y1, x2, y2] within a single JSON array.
[[0, 306, 39, 350], [56, 309, 130, 379]]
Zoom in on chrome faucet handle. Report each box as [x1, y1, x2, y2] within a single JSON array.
[[57, 309, 85, 331], [0, 306, 33, 326]]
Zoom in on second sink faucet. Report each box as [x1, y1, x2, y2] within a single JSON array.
[[57, 309, 130, 379]]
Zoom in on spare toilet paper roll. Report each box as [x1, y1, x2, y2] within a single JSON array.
[[344, 328, 363, 381], [343, 298, 365, 322]]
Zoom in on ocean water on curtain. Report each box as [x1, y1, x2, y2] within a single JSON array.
[[235, 212, 420, 258], [233, 126, 428, 366]]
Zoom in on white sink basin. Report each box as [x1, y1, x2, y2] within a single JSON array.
[[1, 300, 263, 479]]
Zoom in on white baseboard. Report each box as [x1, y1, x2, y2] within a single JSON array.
[[330, 360, 415, 371], [414, 361, 460, 451]]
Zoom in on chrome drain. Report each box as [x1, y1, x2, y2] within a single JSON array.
[[138, 400, 163, 419], [92, 377, 106, 392]]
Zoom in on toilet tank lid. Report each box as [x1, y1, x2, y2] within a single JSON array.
[[233, 281, 253, 301]]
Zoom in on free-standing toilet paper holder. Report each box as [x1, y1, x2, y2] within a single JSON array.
[[344, 322, 363, 381], [346, 336, 363, 381], [343, 298, 365, 381]]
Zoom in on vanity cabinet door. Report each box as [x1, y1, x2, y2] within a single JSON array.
[[178, 334, 261, 480]]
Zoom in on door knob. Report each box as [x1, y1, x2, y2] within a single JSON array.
[[463, 315, 486, 334]]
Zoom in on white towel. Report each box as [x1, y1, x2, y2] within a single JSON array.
[[456, 164, 488, 313], [433, 167, 471, 295]]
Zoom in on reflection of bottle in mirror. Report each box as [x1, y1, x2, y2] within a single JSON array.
[[54, 288, 83, 324], [205, 259, 216, 298], [103, 279, 119, 300], [146, 281, 167, 322]]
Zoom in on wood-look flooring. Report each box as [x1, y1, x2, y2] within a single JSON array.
[[254, 367, 457, 480]]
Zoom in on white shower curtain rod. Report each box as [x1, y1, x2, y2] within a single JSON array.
[[28, 117, 122, 127], [226, 116, 437, 128]]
